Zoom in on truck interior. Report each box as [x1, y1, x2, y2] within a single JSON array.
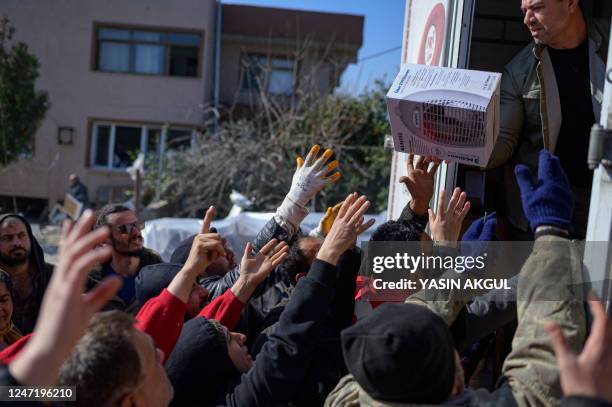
[[453, 0, 611, 235]]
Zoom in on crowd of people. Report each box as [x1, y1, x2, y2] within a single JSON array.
[[0, 142, 609, 407], [0, 0, 609, 405]]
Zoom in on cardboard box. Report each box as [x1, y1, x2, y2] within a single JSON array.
[[386, 64, 501, 167]]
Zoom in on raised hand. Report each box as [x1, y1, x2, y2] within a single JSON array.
[[546, 294, 612, 401], [317, 193, 376, 266], [232, 239, 289, 302], [514, 150, 574, 232], [399, 154, 441, 215], [182, 206, 225, 275], [10, 210, 121, 386], [428, 187, 471, 247], [287, 145, 341, 208]]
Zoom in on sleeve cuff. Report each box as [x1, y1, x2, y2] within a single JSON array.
[[276, 196, 308, 236]]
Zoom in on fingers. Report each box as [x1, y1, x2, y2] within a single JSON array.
[[296, 156, 304, 170], [303, 145, 321, 167], [415, 155, 425, 170], [321, 160, 339, 176], [514, 164, 535, 194], [66, 209, 96, 245], [313, 149, 334, 171], [545, 320, 574, 366], [201, 206, 215, 234], [407, 153, 414, 171], [436, 189, 446, 220], [348, 197, 370, 226], [428, 208, 435, 225], [269, 246, 289, 267], [258, 239, 279, 256], [357, 218, 376, 235], [70, 246, 113, 288], [243, 242, 254, 261], [83, 275, 122, 313], [429, 160, 441, 175], [447, 187, 461, 214], [324, 172, 341, 184], [586, 292, 610, 349], [62, 227, 111, 274], [338, 192, 357, 219]]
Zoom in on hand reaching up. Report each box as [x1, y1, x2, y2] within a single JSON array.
[[428, 187, 471, 247], [232, 239, 289, 302], [399, 154, 441, 215], [10, 210, 121, 386], [546, 294, 612, 401], [317, 193, 376, 266]]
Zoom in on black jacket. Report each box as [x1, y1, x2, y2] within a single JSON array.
[[0, 214, 53, 335], [166, 258, 339, 406], [172, 216, 300, 338]]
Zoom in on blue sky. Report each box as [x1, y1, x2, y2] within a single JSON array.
[[223, 0, 406, 95]]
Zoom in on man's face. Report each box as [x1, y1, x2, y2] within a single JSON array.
[[205, 239, 236, 277], [0, 219, 31, 267], [520, 0, 574, 46], [186, 283, 209, 319], [226, 330, 253, 373], [131, 329, 174, 407], [106, 211, 144, 257], [0, 282, 13, 332]]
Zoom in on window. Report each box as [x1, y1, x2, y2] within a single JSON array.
[[241, 55, 295, 95], [95, 26, 201, 77], [90, 122, 197, 170]]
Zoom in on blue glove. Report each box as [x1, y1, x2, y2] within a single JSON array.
[[461, 213, 498, 269], [462, 212, 498, 243], [514, 150, 574, 232]]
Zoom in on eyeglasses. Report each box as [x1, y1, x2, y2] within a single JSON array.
[[110, 222, 144, 235]]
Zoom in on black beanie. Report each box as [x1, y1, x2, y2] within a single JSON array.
[[341, 303, 456, 404], [135, 263, 183, 308]]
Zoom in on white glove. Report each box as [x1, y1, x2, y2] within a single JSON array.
[[286, 145, 340, 208], [276, 145, 341, 236]]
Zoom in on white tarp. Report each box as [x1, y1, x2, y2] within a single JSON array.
[[143, 210, 387, 262]]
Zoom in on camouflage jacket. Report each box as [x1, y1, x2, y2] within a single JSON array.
[[326, 236, 586, 407]]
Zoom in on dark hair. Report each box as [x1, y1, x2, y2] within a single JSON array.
[[0, 270, 14, 300], [58, 311, 142, 407], [278, 237, 320, 284], [95, 204, 132, 229], [370, 220, 423, 242]]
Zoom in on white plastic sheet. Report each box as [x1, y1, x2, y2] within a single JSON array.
[[143, 210, 386, 262]]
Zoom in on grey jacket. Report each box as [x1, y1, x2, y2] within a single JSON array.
[[487, 19, 609, 231]]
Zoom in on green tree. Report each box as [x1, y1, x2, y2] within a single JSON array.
[[0, 16, 49, 166]]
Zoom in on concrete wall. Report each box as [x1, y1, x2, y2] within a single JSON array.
[[0, 0, 216, 207]]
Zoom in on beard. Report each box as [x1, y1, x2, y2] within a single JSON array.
[[111, 236, 144, 258], [0, 248, 30, 267]]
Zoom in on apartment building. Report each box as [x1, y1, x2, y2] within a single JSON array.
[[0, 0, 363, 217]]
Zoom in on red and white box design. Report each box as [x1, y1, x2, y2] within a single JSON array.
[[386, 64, 501, 167]]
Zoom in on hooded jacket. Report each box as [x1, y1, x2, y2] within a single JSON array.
[[166, 258, 340, 406], [0, 214, 53, 334]]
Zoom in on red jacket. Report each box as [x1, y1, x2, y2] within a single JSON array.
[[0, 287, 245, 365]]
